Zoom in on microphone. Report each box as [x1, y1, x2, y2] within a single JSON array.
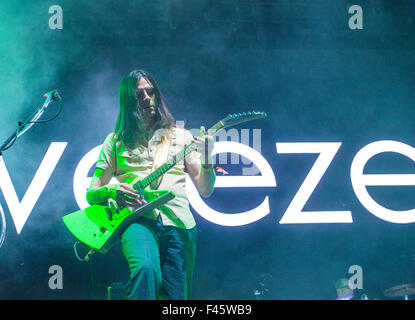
[[43, 90, 61, 101]]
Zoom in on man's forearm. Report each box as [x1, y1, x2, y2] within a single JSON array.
[[198, 163, 216, 198], [86, 185, 117, 205]]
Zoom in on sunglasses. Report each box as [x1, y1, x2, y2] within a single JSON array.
[[136, 87, 155, 99]]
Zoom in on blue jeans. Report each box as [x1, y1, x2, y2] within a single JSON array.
[[120, 215, 197, 300]]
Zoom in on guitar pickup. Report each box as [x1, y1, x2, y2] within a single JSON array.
[[105, 206, 113, 221], [106, 200, 120, 221]]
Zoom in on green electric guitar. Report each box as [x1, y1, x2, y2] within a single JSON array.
[[62, 111, 267, 258]]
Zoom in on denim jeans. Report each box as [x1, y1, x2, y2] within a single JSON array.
[[120, 215, 198, 300]]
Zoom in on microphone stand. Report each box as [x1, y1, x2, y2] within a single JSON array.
[[0, 91, 60, 154], [0, 203, 5, 249], [0, 90, 61, 249]]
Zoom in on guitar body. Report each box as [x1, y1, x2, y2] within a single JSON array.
[[62, 190, 175, 254]]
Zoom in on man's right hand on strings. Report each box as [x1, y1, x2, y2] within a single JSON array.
[[111, 183, 147, 209]]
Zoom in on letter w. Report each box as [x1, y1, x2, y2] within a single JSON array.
[[0, 142, 67, 234]]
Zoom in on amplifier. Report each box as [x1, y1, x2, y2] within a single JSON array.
[[106, 282, 126, 300]]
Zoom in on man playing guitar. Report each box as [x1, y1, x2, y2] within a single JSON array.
[[86, 69, 216, 300]]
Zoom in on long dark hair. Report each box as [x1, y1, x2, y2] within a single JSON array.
[[114, 69, 174, 148]]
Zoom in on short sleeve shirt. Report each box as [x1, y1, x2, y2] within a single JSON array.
[[95, 127, 200, 229]]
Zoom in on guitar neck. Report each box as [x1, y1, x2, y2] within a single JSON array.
[[133, 143, 194, 191], [132, 122, 222, 191], [131, 111, 266, 192]]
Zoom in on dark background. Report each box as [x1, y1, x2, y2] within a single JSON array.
[[1, 0, 415, 300]]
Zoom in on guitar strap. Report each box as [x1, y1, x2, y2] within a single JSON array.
[[150, 128, 172, 190]]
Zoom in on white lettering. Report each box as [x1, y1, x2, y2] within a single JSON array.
[[0, 142, 67, 234], [186, 141, 276, 226], [276, 142, 352, 223], [350, 140, 415, 223]]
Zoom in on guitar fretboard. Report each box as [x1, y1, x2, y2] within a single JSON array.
[[132, 142, 195, 192]]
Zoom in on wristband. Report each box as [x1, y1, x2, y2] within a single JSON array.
[[202, 163, 214, 171]]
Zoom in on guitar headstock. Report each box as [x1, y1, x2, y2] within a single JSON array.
[[219, 111, 268, 130], [206, 110, 268, 135]]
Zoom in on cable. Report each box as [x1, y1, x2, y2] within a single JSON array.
[[1, 99, 62, 154], [73, 241, 96, 262], [73, 241, 96, 298], [90, 258, 95, 299], [73, 241, 87, 262], [29, 99, 63, 123]]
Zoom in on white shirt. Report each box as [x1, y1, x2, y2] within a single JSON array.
[[95, 127, 200, 229]]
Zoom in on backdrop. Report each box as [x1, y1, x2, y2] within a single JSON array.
[[1, 0, 415, 300]]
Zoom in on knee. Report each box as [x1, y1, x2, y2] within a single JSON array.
[[140, 261, 160, 278]]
